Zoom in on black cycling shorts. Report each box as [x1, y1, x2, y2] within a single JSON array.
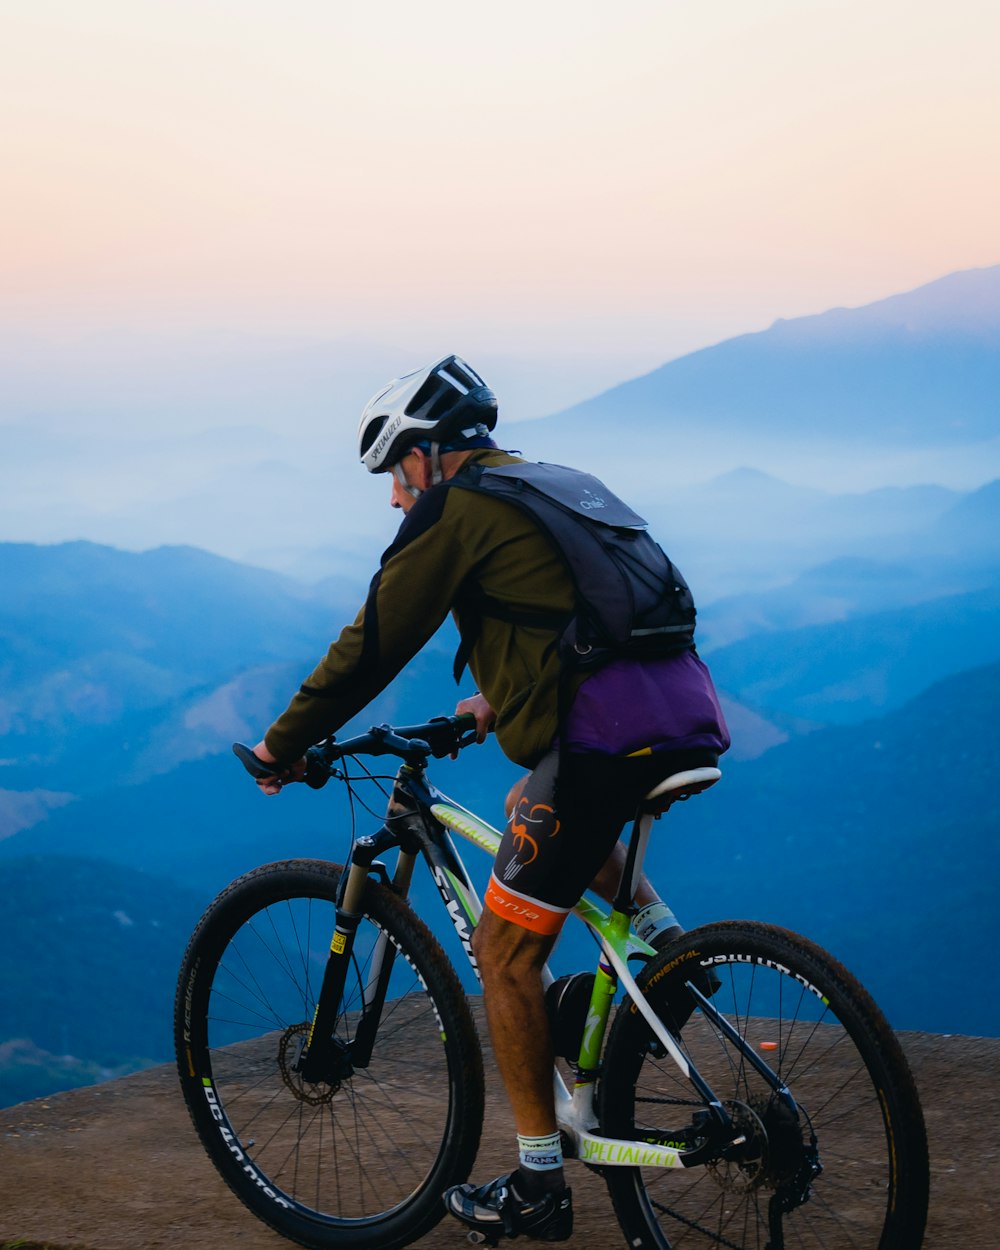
[[484, 747, 717, 936]]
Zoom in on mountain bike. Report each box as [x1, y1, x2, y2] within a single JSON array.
[[174, 713, 929, 1250]]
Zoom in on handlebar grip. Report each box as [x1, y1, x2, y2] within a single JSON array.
[[233, 742, 279, 780]]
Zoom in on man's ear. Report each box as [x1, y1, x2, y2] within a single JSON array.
[[411, 446, 433, 488]]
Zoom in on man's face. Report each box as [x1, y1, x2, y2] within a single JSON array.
[[389, 449, 428, 512]]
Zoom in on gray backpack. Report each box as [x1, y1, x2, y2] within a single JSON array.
[[446, 460, 696, 682]]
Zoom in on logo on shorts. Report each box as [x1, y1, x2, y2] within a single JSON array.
[[509, 800, 560, 859]]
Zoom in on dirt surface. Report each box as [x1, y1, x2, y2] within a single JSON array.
[[1, 1022, 997, 1250]]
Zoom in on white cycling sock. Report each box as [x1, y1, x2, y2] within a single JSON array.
[[515, 1132, 565, 1198], [633, 901, 682, 945], [517, 1131, 563, 1173]]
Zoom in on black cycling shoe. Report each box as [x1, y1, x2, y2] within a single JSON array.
[[444, 1172, 573, 1243]]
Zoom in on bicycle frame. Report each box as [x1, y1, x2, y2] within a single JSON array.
[[304, 757, 795, 1170]]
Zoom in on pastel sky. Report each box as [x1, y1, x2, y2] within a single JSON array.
[[2, 0, 999, 419]]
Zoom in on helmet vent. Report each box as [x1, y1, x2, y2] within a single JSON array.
[[359, 413, 388, 457], [438, 366, 470, 395], [406, 374, 452, 421]]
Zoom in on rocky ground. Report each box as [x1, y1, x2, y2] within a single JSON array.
[[1, 1028, 996, 1249]]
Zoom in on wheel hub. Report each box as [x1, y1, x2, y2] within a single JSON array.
[[278, 1022, 344, 1105], [707, 1097, 807, 1194]]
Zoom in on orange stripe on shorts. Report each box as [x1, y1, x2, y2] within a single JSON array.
[[484, 874, 568, 936]]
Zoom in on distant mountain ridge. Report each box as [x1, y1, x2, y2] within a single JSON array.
[[1, 538, 998, 1108], [0, 540, 357, 798], [706, 579, 1000, 726], [2, 510, 998, 816], [5, 266, 999, 576], [652, 659, 1000, 1038], [653, 470, 997, 609], [4, 266, 1000, 1112], [2, 657, 996, 1106], [536, 265, 1000, 446], [0, 855, 206, 1106]]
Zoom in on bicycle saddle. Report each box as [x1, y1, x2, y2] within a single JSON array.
[[642, 767, 721, 814]]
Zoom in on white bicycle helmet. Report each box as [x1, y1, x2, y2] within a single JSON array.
[[358, 355, 498, 475]]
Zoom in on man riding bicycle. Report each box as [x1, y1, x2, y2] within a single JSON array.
[[249, 355, 730, 1242]]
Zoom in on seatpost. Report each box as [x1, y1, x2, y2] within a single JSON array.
[[611, 807, 656, 916]]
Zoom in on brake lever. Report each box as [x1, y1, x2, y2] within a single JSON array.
[[424, 712, 481, 758], [304, 744, 332, 789], [454, 728, 480, 752]]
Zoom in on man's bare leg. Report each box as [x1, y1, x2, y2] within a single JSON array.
[[445, 771, 664, 1238], [472, 906, 558, 1136], [445, 906, 572, 1235]]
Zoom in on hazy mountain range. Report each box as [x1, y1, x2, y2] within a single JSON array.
[[2, 484, 998, 814], [2, 653, 996, 1108], [538, 264, 1000, 444], [4, 265, 999, 580], [2, 264, 999, 1105]]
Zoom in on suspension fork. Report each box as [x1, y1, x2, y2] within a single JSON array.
[[297, 824, 417, 1083]]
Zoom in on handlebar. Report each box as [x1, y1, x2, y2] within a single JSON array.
[[232, 713, 481, 789]]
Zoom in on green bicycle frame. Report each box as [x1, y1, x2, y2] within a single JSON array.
[[299, 760, 791, 1169], [428, 796, 747, 1170]]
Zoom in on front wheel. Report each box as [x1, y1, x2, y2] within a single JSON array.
[[599, 920, 928, 1249], [175, 859, 484, 1250]]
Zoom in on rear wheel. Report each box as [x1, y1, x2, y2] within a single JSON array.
[[175, 859, 484, 1250], [599, 921, 928, 1249]]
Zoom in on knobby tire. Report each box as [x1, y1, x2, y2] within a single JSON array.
[[175, 859, 484, 1250]]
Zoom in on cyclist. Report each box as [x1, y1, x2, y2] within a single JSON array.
[[249, 354, 730, 1243]]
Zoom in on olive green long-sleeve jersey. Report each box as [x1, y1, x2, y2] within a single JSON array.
[[264, 450, 576, 769]]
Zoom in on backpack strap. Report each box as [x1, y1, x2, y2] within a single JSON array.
[[452, 584, 569, 682], [445, 463, 570, 682]]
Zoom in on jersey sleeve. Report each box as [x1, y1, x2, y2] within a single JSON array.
[[264, 488, 472, 762]]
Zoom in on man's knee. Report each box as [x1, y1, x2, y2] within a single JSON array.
[[504, 773, 529, 819], [475, 907, 553, 979]]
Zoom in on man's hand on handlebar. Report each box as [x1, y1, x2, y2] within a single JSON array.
[[455, 693, 495, 745], [250, 740, 307, 796]]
